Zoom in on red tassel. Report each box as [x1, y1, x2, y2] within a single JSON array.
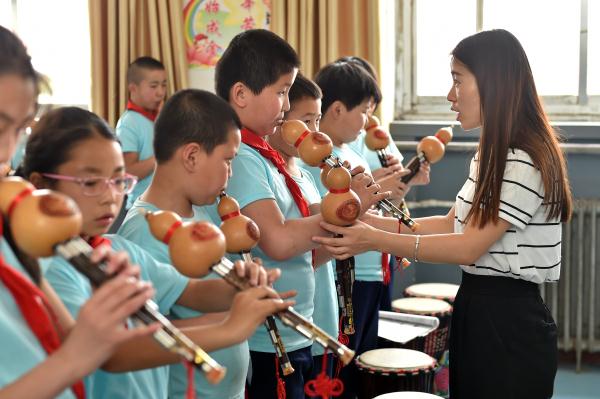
[[382, 253, 391, 285], [337, 316, 350, 346], [275, 356, 286, 399], [334, 316, 350, 380], [184, 361, 196, 399], [304, 349, 344, 398]]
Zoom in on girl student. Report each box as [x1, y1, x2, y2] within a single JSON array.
[[0, 25, 158, 399]]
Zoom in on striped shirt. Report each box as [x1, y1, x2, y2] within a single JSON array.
[[454, 149, 561, 284]]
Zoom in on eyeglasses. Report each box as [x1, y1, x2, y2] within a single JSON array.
[[41, 173, 138, 197]]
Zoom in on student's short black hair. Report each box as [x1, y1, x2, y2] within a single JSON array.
[[215, 29, 300, 101], [336, 56, 378, 80], [127, 56, 165, 85], [154, 89, 241, 163], [335, 56, 381, 106], [314, 61, 381, 115], [288, 73, 322, 104]]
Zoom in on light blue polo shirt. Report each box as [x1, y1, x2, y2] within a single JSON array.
[[0, 240, 75, 399], [299, 143, 383, 282], [116, 110, 155, 208], [293, 169, 339, 357], [43, 234, 189, 399], [223, 142, 315, 353], [348, 130, 404, 173], [119, 199, 249, 399]]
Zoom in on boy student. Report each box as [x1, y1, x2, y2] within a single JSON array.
[[118, 89, 257, 399], [267, 73, 338, 379], [116, 56, 166, 209], [337, 56, 431, 312], [24, 105, 290, 399], [306, 61, 386, 398], [214, 30, 387, 399]]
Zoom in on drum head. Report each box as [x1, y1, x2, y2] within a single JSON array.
[[373, 392, 444, 399], [356, 348, 435, 372], [405, 283, 459, 301], [392, 297, 452, 315]]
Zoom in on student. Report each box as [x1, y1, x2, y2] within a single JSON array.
[[23, 106, 293, 399], [118, 89, 259, 399], [337, 56, 431, 311], [314, 29, 571, 399], [0, 25, 157, 399], [215, 29, 386, 399], [297, 61, 387, 399], [116, 57, 166, 209], [266, 73, 336, 379]]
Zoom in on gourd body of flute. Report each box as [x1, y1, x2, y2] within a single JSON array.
[[320, 167, 361, 227], [146, 211, 224, 277], [364, 115, 391, 153], [280, 120, 333, 167], [0, 177, 81, 257], [217, 195, 261, 254]]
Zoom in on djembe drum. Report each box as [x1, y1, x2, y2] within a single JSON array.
[[355, 348, 437, 398]]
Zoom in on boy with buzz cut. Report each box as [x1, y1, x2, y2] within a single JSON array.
[[116, 56, 167, 209], [117, 89, 257, 399], [338, 56, 431, 314], [306, 61, 386, 399], [215, 35, 386, 398]]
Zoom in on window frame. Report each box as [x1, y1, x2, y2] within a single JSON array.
[[395, 0, 600, 121]]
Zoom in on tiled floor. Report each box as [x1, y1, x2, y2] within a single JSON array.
[[553, 363, 600, 398]]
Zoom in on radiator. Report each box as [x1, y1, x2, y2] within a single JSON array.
[[541, 199, 600, 372]]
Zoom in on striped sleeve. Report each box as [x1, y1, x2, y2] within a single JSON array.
[[498, 151, 544, 229]]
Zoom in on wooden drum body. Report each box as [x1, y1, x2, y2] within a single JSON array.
[[355, 348, 436, 399]]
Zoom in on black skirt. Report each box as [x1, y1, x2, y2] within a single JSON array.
[[449, 272, 558, 399]]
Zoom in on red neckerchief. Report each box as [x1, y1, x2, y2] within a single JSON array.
[[241, 128, 315, 268], [0, 217, 85, 399], [126, 100, 158, 122], [241, 129, 310, 218]]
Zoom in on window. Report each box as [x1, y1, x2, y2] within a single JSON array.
[[588, 0, 600, 95], [1, 0, 91, 108], [398, 0, 600, 121]]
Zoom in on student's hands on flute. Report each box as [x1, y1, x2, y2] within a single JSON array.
[[408, 162, 431, 186], [371, 154, 403, 180], [348, 164, 391, 214], [222, 286, 296, 341], [231, 258, 280, 287], [377, 170, 410, 200], [58, 247, 159, 374]]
